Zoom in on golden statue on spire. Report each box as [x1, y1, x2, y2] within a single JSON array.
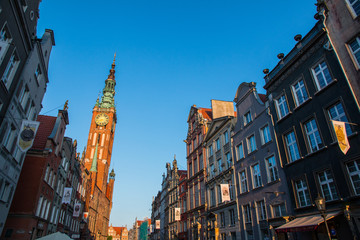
[[63, 100, 69, 111]]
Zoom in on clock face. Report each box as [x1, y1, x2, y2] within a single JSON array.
[[95, 113, 109, 126]]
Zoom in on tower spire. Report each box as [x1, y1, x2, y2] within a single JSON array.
[[99, 55, 116, 108]]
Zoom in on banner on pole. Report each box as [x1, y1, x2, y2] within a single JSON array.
[[175, 208, 181, 221], [62, 187, 72, 204], [73, 203, 81, 217], [17, 120, 40, 152], [331, 120, 350, 154], [220, 184, 230, 202], [155, 220, 160, 229]]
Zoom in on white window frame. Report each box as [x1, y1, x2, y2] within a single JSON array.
[[243, 111, 252, 126], [223, 131, 229, 144], [312, 61, 333, 91], [257, 200, 267, 221], [252, 163, 262, 188], [304, 118, 323, 153], [237, 142, 244, 160], [295, 179, 311, 207], [318, 170, 338, 201], [348, 37, 360, 69], [285, 131, 301, 162], [243, 204, 252, 223], [0, 23, 12, 64], [239, 170, 248, 193], [345, 0, 360, 18], [292, 79, 309, 106], [260, 124, 271, 145], [247, 134, 256, 153], [272, 203, 286, 218], [266, 155, 279, 183], [1, 51, 19, 89], [275, 94, 289, 119], [328, 102, 352, 135], [346, 160, 360, 195]]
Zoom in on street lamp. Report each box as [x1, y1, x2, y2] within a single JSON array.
[[315, 195, 331, 240]]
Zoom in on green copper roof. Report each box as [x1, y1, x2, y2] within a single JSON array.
[[99, 55, 116, 109], [89, 142, 99, 172]]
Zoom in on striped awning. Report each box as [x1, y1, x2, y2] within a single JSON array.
[[275, 211, 341, 233]]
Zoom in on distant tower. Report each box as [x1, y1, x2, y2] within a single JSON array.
[[83, 55, 117, 239]]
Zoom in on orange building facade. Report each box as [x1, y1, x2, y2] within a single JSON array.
[[83, 57, 117, 240]]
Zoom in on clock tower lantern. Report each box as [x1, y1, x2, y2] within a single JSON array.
[[83, 56, 117, 239]]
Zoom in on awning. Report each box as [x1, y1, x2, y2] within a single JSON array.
[[275, 211, 341, 233]]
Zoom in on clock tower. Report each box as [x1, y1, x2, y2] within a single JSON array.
[[83, 56, 117, 239], [84, 55, 117, 192]]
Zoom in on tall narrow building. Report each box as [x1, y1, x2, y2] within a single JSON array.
[[83, 56, 117, 240]]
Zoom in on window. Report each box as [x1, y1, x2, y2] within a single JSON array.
[[312, 61, 333, 90], [210, 164, 215, 178], [346, 160, 360, 195], [252, 164, 262, 188], [226, 153, 232, 168], [189, 186, 193, 209], [35, 65, 42, 84], [257, 200, 267, 220], [237, 143, 244, 160], [295, 179, 311, 207], [328, 102, 352, 135], [0, 180, 12, 202], [216, 138, 221, 151], [304, 119, 323, 152], [272, 203, 286, 217], [193, 158, 198, 174], [217, 159, 222, 172], [349, 37, 360, 68], [229, 209, 235, 225], [194, 184, 199, 207], [210, 188, 216, 206], [243, 204, 252, 223], [239, 170, 248, 193], [3, 125, 16, 152], [224, 131, 229, 144], [228, 177, 234, 200], [1, 52, 19, 88], [244, 111, 252, 125], [35, 196, 43, 216], [189, 162, 192, 177], [285, 131, 300, 162], [0, 24, 12, 63], [318, 170, 338, 201], [209, 145, 213, 156], [247, 134, 256, 153], [199, 154, 203, 170], [260, 125, 271, 145], [220, 212, 225, 227], [346, 0, 360, 17], [217, 185, 222, 204], [292, 79, 309, 106], [275, 94, 289, 119], [266, 155, 279, 182]]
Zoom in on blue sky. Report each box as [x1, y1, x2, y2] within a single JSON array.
[[37, 0, 317, 228]]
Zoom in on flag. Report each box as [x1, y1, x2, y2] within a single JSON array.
[[175, 208, 181, 221], [83, 212, 89, 222], [73, 203, 81, 217], [220, 184, 230, 202], [155, 220, 160, 229], [331, 120, 350, 154], [17, 120, 40, 152], [62, 187, 72, 204]]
